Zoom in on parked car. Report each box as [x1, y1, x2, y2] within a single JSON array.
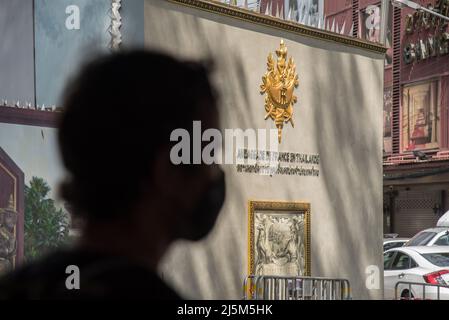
[[384, 246, 449, 299], [405, 228, 449, 247], [384, 238, 409, 252], [404, 210, 449, 247]]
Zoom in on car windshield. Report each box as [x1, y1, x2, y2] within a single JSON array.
[[434, 233, 449, 246], [406, 232, 437, 246], [422, 253, 449, 267], [384, 241, 406, 251]]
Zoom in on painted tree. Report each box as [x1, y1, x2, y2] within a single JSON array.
[[24, 177, 69, 261]]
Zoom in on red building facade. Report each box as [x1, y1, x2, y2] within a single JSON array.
[[325, 0, 449, 236]]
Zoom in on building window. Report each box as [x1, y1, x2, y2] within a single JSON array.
[[402, 81, 440, 152], [360, 2, 392, 65], [361, 4, 381, 43], [221, 0, 325, 28]]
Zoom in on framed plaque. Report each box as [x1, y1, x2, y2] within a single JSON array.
[[248, 200, 310, 277]]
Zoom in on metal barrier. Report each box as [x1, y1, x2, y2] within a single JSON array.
[[243, 275, 351, 300], [394, 281, 449, 300]]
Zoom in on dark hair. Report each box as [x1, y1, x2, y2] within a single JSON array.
[[58, 50, 216, 220]]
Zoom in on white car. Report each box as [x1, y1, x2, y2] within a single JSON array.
[[383, 238, 409, 252], [384, 246, 449, 300], [405, 228, 449, 247], [404, 210, 449, 247]]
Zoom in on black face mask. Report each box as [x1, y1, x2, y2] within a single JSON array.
[[180, 169, 226, 241]]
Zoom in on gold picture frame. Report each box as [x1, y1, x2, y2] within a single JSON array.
[[248, 200, 311, 277]]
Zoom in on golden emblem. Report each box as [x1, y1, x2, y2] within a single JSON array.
[[260, 40, 299, 143]]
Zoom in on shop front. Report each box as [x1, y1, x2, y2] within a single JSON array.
[[383, 0, 449, 237]]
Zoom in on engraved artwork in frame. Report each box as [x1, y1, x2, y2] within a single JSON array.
[[248, 200, 311, 277]]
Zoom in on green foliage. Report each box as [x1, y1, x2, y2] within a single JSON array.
[[24, 177, 69, 262]]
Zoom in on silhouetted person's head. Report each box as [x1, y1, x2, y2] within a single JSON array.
[[58, 50, 225, 265]]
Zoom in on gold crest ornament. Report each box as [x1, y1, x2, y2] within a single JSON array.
[[260, 40, 299, 143]]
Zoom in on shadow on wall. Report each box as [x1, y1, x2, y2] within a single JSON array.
[[310, 53, 383, 299], [156, 0, 382, 59], [149, 0, 383, 300], [151, 10, 254, 299]]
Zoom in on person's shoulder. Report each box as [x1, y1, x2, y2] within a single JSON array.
[[0, 253, 57, 298], [0, 249, 182, 300], [0, 249, 89, 299], [80, 256, 182, 299]]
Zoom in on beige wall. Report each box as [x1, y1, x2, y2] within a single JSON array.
[[146, 0, 384, 299]]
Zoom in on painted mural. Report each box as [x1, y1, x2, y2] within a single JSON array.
[[0, 0, 35, 105], [34, 0, 111, 107], [0, 0, 146, 269], [0, 123, 69, 270], [24, 176, 70, 262]]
